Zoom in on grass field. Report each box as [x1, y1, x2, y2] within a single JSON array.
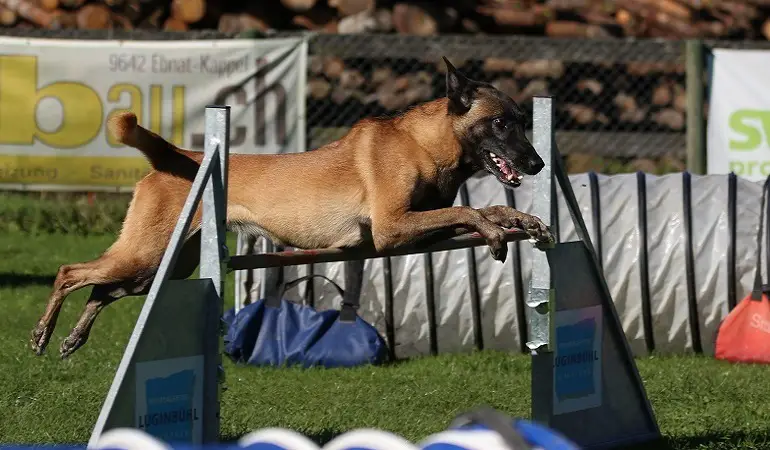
[[1, 230, 769, 449]]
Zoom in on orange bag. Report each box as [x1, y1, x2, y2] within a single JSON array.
[[715, 291, 770, 364], [715, 178, 770, 364]]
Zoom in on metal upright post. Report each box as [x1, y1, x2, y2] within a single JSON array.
[[528, 97, 555, 354], [528, 96, 557, 428], [201, 105, 230, 299], [200, 105, 230, 443]]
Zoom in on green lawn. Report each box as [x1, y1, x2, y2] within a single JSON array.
[[0, 231, 769, 449]]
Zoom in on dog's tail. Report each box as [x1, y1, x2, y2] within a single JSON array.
[[107, 111, 199, 181]]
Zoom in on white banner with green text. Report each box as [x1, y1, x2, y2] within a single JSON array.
[[707, 48, 770, 181]]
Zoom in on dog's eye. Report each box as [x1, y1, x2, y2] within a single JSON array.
[[493, 117, 507, 130]]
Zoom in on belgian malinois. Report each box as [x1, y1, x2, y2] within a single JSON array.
[[30, 57, 553, 359]]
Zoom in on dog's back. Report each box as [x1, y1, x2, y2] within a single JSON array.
[[107, 101, 460, 250]]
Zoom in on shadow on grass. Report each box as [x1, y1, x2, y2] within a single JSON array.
[[0, 272, 55, 288], [625, 430, 770, 450], [221, 428, 344, 446], [302, 429, 344, 446]]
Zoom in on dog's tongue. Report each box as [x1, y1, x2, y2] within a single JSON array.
[[492, 156, 521, 182]]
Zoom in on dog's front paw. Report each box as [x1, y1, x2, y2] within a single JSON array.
[[518, 213, 554, 247], [481, 226, 508, 263], [478, 205, 516, 229], [489, 242, 508, 262]]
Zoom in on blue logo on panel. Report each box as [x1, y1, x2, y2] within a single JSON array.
[[554, 317, 598, 401], [138, 369, 199, 442]]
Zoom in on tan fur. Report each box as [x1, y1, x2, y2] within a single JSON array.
[[30, 89, 551, 359]]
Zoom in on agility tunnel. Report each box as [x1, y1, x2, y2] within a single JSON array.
[[81, 97, 661, 450]]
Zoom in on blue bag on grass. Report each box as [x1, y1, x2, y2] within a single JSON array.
[[223, 270, 389, 369]]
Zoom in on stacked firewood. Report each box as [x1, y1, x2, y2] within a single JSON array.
[[0, 0, 272, 31], [474, 0, 770, 40], [306, 53, 687, 133], [1, 0, 769, 40]]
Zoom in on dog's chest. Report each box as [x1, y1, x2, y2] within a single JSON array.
[[410, 171, 465, 211]]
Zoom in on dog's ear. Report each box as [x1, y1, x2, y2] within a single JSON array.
[[443, 56, 474, 114]]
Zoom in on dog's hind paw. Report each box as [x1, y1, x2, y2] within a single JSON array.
[[30, 324, 51, 356], [59, 332, 87, 360]]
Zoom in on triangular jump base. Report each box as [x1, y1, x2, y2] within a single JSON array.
[[527, 97, 660, 449]]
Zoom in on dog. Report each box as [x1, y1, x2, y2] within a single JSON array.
[[30, 56, 553, 359]]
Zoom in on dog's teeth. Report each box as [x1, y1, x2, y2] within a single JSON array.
[[489, 152, 496, 157], [517, 174, 523, 181]]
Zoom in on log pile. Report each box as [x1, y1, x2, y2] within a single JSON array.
[[0, 0, 757, 136], [0, 0, 280, 31], [0, 0, 768, 40], [473, 0, 770, 40], [306, 52, 687, 134]]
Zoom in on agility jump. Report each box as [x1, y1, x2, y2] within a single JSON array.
[[80, 92, 663, 450]]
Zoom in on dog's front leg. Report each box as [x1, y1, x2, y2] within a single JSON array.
[[371, 206, 510, 262], [478, 205, 554, 245]]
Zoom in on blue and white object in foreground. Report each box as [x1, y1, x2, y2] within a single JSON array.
[[0, 407, 580, 450], [420, 421, 581, 450]]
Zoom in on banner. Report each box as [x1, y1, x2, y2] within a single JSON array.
[[707, 49, 770, 181], [0, 36, 307, 191]]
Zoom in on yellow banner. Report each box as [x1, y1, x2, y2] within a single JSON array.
[[0, 154, 150, 186], [0, 36, 307, 191]]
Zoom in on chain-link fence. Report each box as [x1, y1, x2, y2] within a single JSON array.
[[5, 28, 770, 161], [301, 34, 687, 159]]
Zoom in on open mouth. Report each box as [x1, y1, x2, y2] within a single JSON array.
[[488, 152, 524, 187]]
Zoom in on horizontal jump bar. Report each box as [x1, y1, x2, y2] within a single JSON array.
[[227, 228, 530, 270]]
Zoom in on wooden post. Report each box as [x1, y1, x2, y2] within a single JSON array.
[[686, 39, 706, 175]]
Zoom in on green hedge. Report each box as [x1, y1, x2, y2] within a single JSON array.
[[0, 192, 130, 236]]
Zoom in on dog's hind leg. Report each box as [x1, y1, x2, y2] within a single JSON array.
[[57, 282, 145, 360], [57, 231, 201, 359], [31, 174, 202, 357], [29, 256, 146, 356]]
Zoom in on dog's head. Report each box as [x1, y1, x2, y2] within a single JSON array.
[[443, 57, 544, 188]]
